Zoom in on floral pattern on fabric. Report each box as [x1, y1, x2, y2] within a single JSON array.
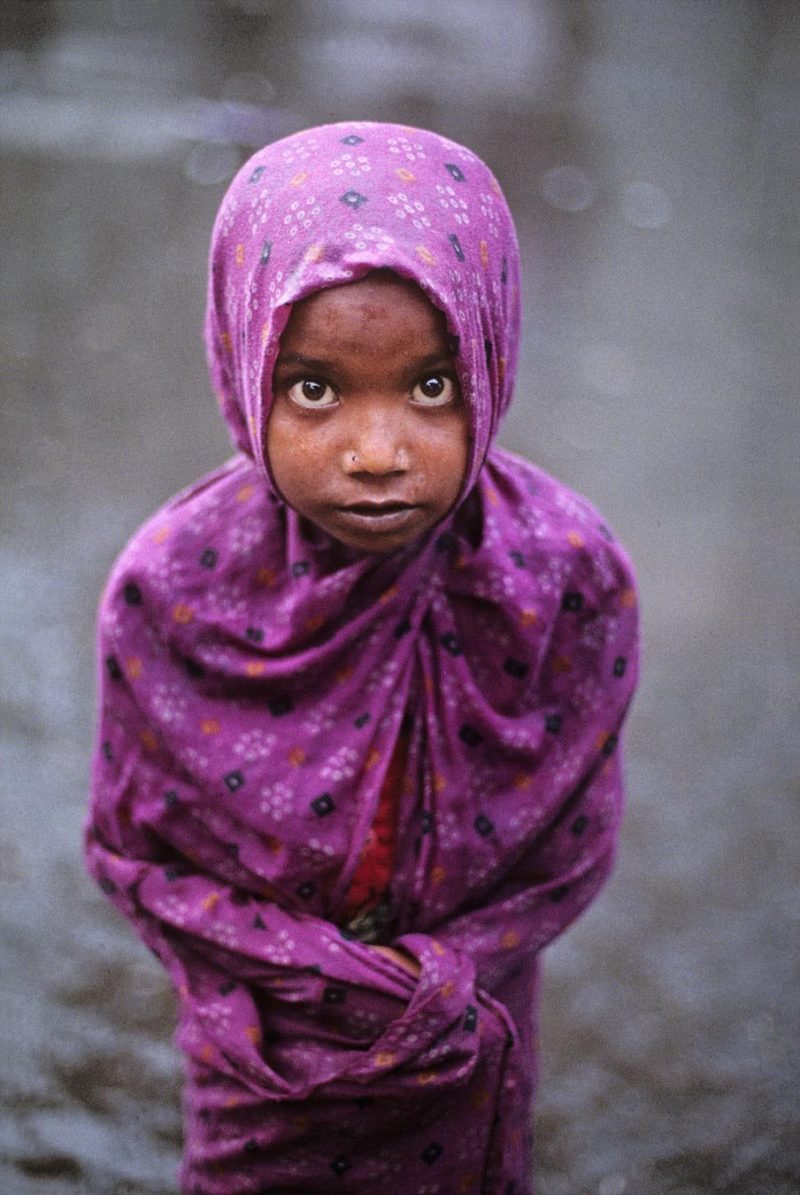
[[86, 122, 639, 1195]]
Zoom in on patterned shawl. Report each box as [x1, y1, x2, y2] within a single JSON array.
[[86, 122, 639, 1195]]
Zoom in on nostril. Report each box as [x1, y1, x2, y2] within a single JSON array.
[[344, 439, 408, 474]]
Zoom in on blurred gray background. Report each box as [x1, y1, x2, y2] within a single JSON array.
[[1, 2, 798, 1193]]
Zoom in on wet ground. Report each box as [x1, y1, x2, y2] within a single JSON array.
[[1, 1, 799, 1192]]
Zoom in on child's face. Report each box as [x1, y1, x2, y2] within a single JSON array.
[[267, 271, 469, 554]]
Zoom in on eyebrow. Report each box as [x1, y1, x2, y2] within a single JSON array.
[[274, 352, 333, 372], [274, 350, 456, 372]]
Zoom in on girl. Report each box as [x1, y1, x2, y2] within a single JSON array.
[[86, 122, 639, 1195]]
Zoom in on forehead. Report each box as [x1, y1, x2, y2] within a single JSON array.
[[280, 271, 450, 354]]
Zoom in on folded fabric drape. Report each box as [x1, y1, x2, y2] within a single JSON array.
[[86, 122, 639, 1195]]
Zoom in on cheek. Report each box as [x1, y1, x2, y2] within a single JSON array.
[[266, 417, 316, 497], [266, 413, 342, 515], [426, 419, 470, 501]]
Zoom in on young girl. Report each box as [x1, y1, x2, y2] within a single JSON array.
[[86, 122, 639, 1195]]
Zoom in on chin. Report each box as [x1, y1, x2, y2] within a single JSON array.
[[334, 530, 421, 555]]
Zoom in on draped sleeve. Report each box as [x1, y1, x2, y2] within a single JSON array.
[[85, 594, 515, 1108], [397, 496, 640, 1000]]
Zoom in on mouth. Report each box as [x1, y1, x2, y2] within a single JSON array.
[[336, 501, 420, 530]]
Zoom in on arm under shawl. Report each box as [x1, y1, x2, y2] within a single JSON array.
[[86, 547, 638, 1105], [413, 534, 640, 995], [85, 628, 512, 1104]]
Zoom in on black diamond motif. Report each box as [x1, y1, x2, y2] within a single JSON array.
[[123, 582, 142, 605], [341, 134, 363, 145], [459, 724, 483, 747], [436, 531, 455, 552], [354, 712, 370, 728], [445, 162, 465, 181], [448, 232, 465, 261], [105, 656, 123, 682], [562, 592, 583, 612], [323, 985, 347, 1005], [101, 740, 113, 761], [550, 884, 570, 903], [509, 549, 525, 568], [504, 658, 529, 679], [311, 793, 335, 817], [440, 633, 462, 656], [260, 238, 272, 266], [484, 337, 493, 365], [164, 789, 179, 808], [394, 618, 412, 638], [253, 913, 266, 929], [99, 877, 117, 895], [246, 626, 264, 642], [224, 770, 244, 792], [571, 815, 589, 836], [447, 334, 460, 355], [613, 656, 627, 677], [475, 813, 494, 837], [296, 880, 315, 900], [248, 166, 265, 183], [463, 1003, 478, 1031], [601, 733, 618, 757], [218, 980, 237, 995], [340, 190, 367, 209], [200, 548, 217, 569], [422, 1142, 443, 1164], [184, 657, 205, 679], [331, 1156, 352, 1176], [545, 713, 562, 734], [292, 560, 309, 577], [268, 695, 293, 717], [421, 811, 434, 834]]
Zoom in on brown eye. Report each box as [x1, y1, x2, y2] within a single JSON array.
[[412, 375, 456, 406], [287, 379, 336, 409]]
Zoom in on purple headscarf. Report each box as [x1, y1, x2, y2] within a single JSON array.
[[86, 122, 639, 1194]]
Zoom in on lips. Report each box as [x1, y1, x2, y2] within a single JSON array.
[[343, 501, 415, 516], [335, 501, 421, 532]]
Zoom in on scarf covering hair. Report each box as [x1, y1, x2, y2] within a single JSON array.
[[86, 122, 639, 1195]]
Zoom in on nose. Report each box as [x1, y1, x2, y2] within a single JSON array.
[[341, 407, 410, 475]]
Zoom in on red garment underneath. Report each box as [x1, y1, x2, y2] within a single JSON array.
[[341, 729, 407, 920]]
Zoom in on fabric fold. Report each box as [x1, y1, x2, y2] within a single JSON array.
[[86, 121, 639, 1194]]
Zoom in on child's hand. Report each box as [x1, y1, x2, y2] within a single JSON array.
[[370, 944, 421, 978]]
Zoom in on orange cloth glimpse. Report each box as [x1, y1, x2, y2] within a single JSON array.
[[342, 730, 408, 919]]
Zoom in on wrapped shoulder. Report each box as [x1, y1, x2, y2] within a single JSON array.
[[99, 455, 274, 635], [486, 448, 637, 612]]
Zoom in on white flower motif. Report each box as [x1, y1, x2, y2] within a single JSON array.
[[320, 746, 358, 782], [209, 918, 239, 949], [233, 729, 276, 764], [300, 837, 335, 872], [154, 894, 190, 926], [177, 744, 209, 773], [259, 780, 294, 822], [228, 514, 263, 558], [302, 701, 337, 736], [263, 927, 295, 964], [151, 682, 187, 725]]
